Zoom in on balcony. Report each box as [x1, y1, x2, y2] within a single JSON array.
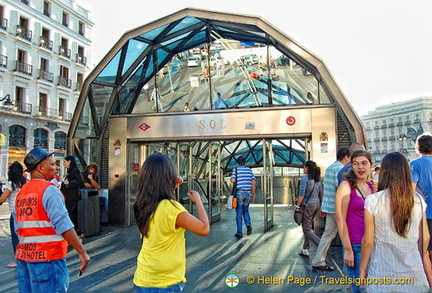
[[0, 101, 32, 114], [381, 137, 388, 141], [16, 25, 32, 41], [374, 138, 380, 142], [35, 106, 71, 121], [39, 36, 53, 50], [396, 122, 403, 126], [388, 123, 395, 128], [57, 76, 72, 88], [373, 125, 380, 130], [380, 124, 387, 129], [74, 82, 82, 91], [0, 54, 7, 68], [76, 54, 87, 66], [37, 69, 54, 82], [14, 61, 33, 75], [0, 17, 7, 30], [414, 118, 421, 123], [58, 46, 71, 58], [404, 121, 411, 125]]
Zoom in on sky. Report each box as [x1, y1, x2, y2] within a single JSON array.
[[76, 0, 432, 116]]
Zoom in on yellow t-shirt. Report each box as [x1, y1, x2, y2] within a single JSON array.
[[133, 199, 187, 288]]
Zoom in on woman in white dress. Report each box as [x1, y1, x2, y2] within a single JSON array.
[[360, 152, 432, 292]]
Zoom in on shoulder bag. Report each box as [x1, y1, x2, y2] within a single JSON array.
[[294, 182, 315, 225]]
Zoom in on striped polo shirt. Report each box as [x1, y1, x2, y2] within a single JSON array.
[[231, 165, 256, 190]]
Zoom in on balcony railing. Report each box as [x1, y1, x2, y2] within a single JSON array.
[[57, 76, 72, 88], [414, 118, 421, 123], [0, 17, 7, 30], [58, 46, 71, 58], [37, 69, 54, 82], [1, 101, 32, 114], [14, 61, 33, 75], [396, 122, 403, 126], [16, 25, 32, 41], [76, 54, 87, 65], [74, 82, 82, 91], [404, 121, 411, 125], [34, 106, 72, 121], [39, 36, 53, 50], [0, 54, 7, 68], [20, 0, 29, 4]]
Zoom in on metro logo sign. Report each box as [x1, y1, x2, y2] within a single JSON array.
[[138, 123, 151, 131]]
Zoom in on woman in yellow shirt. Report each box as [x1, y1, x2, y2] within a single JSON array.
[[133, 153, 210, 292]]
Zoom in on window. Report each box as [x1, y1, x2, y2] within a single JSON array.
[[59, 98, 66, 117], [15, 49, 32, 75], [59, 37, 70, 58], [78, 21, 85, 36], [76, 72, 84, 91], [38, 93, 48, 116], [40, 27, 52, 49], [54, 132, 66, 150], [62, 12, 68, 27], [34, 128, 48, 149], [43, 1, 50, 17], [40, 57, 49, 71], [15, 86, 25, 104], [58, 65, 71, 88], [9, 125, 26, 147]]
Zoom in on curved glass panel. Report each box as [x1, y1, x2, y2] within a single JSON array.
[[92, 84, 114, 127], [121, 39, 149, 76], [95, 50, 122, 84], [76, 98, 96, 137]]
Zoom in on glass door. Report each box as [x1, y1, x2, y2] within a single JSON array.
[[208, 142, 222, 223], [261, 139, 274, 231]]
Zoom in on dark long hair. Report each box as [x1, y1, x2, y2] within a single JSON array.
[[345, 149, 373, 189], [305, 160, 321, 182], [378, 152, 413, 238], [133, 153, 178, 237], [8, 161, 27, 191], [64, 155, 78, 172]]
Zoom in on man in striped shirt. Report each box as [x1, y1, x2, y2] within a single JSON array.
[[311, 148, 350, 271], [231, 156, 256, 239]]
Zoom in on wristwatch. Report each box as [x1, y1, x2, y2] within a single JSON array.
[[295, 205, 300, 209]]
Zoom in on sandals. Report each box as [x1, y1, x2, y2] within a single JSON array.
[[298, 249, 309, 257], [312, 264, 334, 271]]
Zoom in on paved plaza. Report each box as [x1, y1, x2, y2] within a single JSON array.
[[0, 203, 350, 292]]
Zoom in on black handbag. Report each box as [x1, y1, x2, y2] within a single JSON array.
[[293, 182, 315, 225]]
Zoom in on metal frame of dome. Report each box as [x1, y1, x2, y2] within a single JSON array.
[[67, 7, 365, 172]]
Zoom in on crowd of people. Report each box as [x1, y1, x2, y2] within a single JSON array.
[[290, 135, 432, 292], [2, 132, 432, 292]]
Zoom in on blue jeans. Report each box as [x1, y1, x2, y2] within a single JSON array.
[[16, 259, 69, 293], [235, 190, 252, 236], [342, 244, 363, 293], [10, 214, 19, 253], [134, 282, 185, 292]]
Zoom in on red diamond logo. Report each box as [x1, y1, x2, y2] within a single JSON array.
[[138, 123, 151, 131]]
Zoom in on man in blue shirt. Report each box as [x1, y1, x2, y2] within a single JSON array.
[[410, 133, 432, 261], [311, 148, 349, 271], [230, 156, 256, 238]]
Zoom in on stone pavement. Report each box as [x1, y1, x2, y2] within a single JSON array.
[[0, 202, 350, 292]]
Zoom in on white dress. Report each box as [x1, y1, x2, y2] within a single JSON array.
[[364, 190, 429, 292]]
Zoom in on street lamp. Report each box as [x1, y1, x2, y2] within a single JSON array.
[[398, 134, 408, 156], [0, 94, 13, 105]]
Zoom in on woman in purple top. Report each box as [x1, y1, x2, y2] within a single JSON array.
[[336, 150, 375, 293]]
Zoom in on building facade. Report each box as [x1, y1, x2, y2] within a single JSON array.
[[362, 97, 432, 163], [0, 0, 93, 181]]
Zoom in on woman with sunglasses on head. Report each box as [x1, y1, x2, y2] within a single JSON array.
[[336, 150, 375, 292], [360, 152, 432, 292]]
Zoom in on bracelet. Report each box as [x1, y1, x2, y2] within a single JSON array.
[[295, 205, 300, 209]]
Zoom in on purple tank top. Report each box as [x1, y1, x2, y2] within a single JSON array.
[[346, 181, 374, 244]]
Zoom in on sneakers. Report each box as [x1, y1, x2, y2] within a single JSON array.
[[247, 225, 252, 235], [298, 249, 309, 257], [6, 262, 17, 268]]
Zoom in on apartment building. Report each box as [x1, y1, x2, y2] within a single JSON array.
[[362, 97, 432, 163], [0, 0, 93, 180]]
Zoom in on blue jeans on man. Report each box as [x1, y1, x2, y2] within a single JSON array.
[[16, 258, 69, 293], [235, 190, 252, 236]]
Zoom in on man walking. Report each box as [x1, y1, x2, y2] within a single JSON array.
[[311, 148, 350, 271], [231, 156, 256, 239], [410, 133, 432, 262], [15, 147, 90, 292]]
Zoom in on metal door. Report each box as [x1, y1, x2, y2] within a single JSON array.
[[207, 142, 222, 223]]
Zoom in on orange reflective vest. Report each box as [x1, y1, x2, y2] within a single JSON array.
[[15, 180, 68, 261]]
